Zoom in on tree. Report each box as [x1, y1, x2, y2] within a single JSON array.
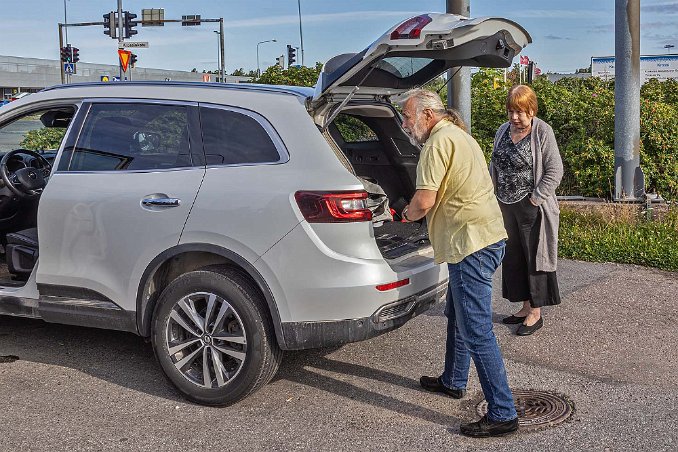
[[254, 62, 324, 87]]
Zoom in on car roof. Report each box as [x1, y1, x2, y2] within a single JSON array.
[[41, 81, 315, 99]]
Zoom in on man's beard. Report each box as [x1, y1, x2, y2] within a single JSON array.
[[407, 118, 429, 146]]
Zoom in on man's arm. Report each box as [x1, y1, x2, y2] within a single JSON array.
[[402, 189, 437, 222]]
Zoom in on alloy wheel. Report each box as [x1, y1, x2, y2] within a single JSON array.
[[165, 291, 247, 388]]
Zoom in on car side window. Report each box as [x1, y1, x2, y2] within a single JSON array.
[[68, 103, 192, 171], [200, 107, 281, 166]]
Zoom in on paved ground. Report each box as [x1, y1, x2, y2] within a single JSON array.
[[0, 259, 676, 451]]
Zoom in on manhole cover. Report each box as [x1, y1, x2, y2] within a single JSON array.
[[0, 355, 19, 363], [476, 389, 574, 430]]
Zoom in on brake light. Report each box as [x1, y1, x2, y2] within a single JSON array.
[[295, 191, 372, 223], [390, 15, 433, 40], [376, 278, 410, 291]]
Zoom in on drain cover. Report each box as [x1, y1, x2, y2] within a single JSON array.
[[476, 389, 574, 430], [0, 355, 19, 363]]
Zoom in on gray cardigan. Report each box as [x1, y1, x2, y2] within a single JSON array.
[[490, 117, 564, 272]]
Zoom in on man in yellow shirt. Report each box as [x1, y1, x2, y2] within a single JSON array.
[[400, 89, 518, 438]]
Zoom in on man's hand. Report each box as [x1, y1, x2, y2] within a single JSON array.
[[402, 189, 437, 222]]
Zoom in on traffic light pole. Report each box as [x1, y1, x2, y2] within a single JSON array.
[[58, 23, 65, 84]]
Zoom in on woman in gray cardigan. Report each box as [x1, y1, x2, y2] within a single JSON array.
[[490, 85, 563, 336]]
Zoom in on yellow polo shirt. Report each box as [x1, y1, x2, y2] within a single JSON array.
[[416, 119, 507, 264]]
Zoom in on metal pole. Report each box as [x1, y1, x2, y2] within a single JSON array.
[[446, 0, 471, 132], [118, 0, 124, 80], [220, 18, 225, 83], [58, 23, 65, 84], [614, 0, 644, 200], [214, 31, 220, 81], [63, 0, 69, 44], [297, 0, 305, 66]]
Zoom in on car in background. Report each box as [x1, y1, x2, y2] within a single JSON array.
[[9, 92, 31, 102]]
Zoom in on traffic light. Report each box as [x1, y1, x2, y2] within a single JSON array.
[[124, 11, 138, 38], [287, 45, 296, 66], [103, 12, 117, 39], [71, 47, 80, 63], [60, 46, 70, 62], [130, 53, 138, 68]]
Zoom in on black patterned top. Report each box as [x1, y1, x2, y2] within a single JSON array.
[[491, 127, 534, 204]]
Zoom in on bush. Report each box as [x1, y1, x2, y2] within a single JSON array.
[[470, 75, 678, 200]]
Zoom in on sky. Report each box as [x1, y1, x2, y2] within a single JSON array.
[[0, 0, 676, 74]]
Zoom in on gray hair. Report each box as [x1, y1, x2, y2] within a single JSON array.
[[398, 88, 467, 132]]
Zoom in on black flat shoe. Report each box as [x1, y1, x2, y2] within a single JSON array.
[[460, 415, 519, 438], [502, 314, 527, 325], [516, 317, 543, 336], [419, 375, 466, 399]]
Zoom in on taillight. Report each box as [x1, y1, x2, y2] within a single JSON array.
[[390, 14, 433, 40], [376, 278, 410, 291], [295, 191, 372, 223]]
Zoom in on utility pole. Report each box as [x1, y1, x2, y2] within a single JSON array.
[[117, 0, 124, 79], [297, 0, 305, 66], [614, 0, 644, 200], [219, 18, 225, 83], [446, 0, 471, 132]]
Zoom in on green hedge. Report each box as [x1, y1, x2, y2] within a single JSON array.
[[470, 71, 678, 200]]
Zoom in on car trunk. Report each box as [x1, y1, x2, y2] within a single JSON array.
[[321, 102, 431, 260]]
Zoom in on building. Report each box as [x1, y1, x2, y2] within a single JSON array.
[[1, 55, 249, 100]]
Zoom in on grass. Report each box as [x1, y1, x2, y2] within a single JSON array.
[[558, 205, 678, 272]]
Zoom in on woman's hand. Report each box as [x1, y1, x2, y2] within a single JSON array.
[[529, 196, 539, 207]]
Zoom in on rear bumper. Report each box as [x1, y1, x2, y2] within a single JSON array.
[[280, 280, 447, 350]]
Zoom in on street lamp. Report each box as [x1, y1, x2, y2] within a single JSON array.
[[213, 30, 221, 81], [257, 39, 276, 77], [665, 44, 675, 54], [297, 0, 305, 66]]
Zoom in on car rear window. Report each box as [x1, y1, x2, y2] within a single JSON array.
[[199, 107, 281, 166], [68, 103, 192, 171]]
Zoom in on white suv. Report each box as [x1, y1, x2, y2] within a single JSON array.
[[0, 14, 529, 405]]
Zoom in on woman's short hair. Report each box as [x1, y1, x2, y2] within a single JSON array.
[[506, 84, 538, 115]]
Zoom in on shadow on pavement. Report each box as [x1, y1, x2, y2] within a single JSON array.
[[0, 315, 460, 427]]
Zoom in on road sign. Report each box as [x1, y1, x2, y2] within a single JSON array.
[[118, 49, 131, 72], [112, 76, 121, 82], [121, 41, 149, 48], [101, 75, 110, 82], [64, 63, 75, 74]]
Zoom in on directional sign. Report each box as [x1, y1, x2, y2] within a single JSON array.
[[121, 41, 149, 48], [64, 63, 75, 74], [118, 49, 131, 72]]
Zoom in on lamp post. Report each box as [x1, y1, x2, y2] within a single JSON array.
[[297, 0, 305, 66], [257, 39, 276, 77], [665, 44, 675, 54], [213, 30, 221, 81]]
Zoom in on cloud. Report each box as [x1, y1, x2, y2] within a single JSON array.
[[642, 2, 678, 13], [544, 34, 573, 40]]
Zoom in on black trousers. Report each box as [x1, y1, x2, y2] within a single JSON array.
[[499, 196, 561, 308]]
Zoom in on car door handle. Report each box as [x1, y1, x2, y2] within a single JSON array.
[[142, 197, 181, 207]]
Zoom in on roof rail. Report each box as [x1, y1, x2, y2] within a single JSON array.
[[40, 80, 313, 98]]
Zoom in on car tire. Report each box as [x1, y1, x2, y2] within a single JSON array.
[[151, 265, 282, 406]]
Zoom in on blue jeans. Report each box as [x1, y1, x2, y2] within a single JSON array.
[[440, 240, 517, 422]]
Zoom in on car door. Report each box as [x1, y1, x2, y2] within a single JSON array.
[[311, 13, 532, 123], [36, 100, 205, 311]]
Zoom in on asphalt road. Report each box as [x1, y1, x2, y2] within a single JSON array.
[[1, 259, 676, 451]]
